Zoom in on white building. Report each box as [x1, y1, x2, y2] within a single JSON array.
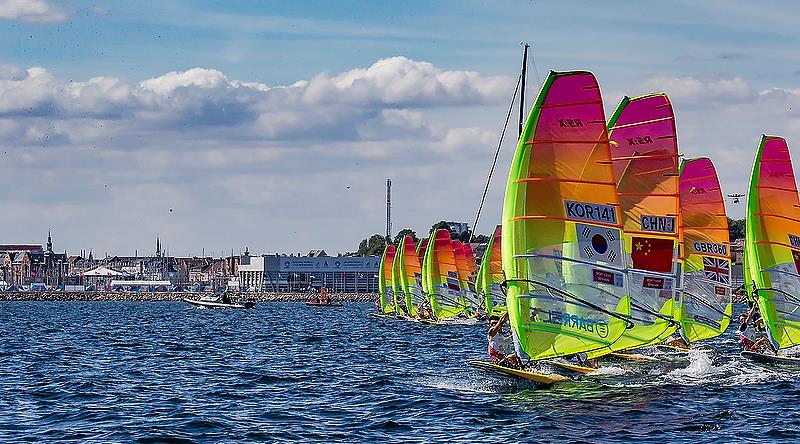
[[238, 255, 264, 291]]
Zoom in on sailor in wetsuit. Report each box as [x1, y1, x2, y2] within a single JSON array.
[[487, 312, 521, 368]]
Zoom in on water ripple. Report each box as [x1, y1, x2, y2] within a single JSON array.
[[1, 301, 799, 442]]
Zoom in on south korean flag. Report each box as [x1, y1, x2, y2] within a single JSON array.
[[576, 223, 622, 267]]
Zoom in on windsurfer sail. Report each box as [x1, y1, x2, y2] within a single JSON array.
[[744, 135, 800, 352], [378, 244, 397, 315], [478, 224, 505, 316], [424, 229, 467, 320], [587, 93, 681, 357], [677, 157, 732, 344], [502, 70, 631, 362], [396, 234, 425, 318]]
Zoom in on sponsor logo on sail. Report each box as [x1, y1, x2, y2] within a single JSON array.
[[693, 241, 727, 255], [642, 276, 665, 289], [790, 234, 800, 248], [540, 309, 610, 338], [640, 215, 675, 233], [592, 269, 624, 287], [558, 118, 583, 128], [626, 136, 653, 146], [565, 200, 618, 224]]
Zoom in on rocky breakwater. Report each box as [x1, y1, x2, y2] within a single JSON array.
[[0, 292, 378, 303]]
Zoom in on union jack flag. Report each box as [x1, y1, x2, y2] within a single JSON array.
[[703, 257, 729, 284]]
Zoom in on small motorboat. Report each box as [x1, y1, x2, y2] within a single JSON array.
[[183, 295, 255, 309]]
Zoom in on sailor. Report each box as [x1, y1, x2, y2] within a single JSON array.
[[664, 334, 690, 349], [738, 321, 769, 353], [576, 352, 600, 369], [487, 312, 521, 368]]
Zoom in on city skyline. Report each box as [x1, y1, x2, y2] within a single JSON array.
[[1, 1, 799, 255]]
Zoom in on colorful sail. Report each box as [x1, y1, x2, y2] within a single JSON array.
[[678, 157, 732, 343], [397, 234, 425, 317], [502, 71, 631, 361], [587, 93, 681, 356], [391, 240, 408, 317], [424, 229, 465, 319], [417, 238, 429, 304], [745, 135, 800, 350], [378, 244, 396, 315], [478, 225, 504, 315], [453, 240, 479, 311]]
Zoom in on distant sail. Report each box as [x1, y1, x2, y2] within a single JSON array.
[[397, 235, 425, 317], [423, 229, 465, 319], [417, 238, 429, 303], [391, 239, 408, 317], [745, 135, 800, 350], [678, 157, 732, 343], [588, 93, 681, 357], [478, 225, 504, 315], [502, 71, 630, 361], [453, 240, 480, 311], [378, 244, 396, 315]]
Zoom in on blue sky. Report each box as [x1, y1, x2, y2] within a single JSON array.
[[0, 0, 799, 256]]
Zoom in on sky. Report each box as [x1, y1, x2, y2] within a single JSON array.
[[0, 0, 799, 257]]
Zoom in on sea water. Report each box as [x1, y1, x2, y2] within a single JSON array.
[[0, 301, 798, 442]]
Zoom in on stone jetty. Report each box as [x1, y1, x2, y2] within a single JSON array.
[[0, 292, 377, 303]]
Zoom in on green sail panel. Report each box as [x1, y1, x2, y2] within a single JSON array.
[[378, 244, 396, 315], [502, 71, 631, 361], [745, 135, 800, 350], [478, 225, 505, 316], [678, 157, 732, 343]]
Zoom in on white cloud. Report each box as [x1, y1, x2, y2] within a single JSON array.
[[0, 0, 66, 22], [642, 75, 755, 105]]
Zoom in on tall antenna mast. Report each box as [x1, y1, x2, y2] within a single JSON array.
[[386, 178, 392, 242], [518, 42, 529, 137]]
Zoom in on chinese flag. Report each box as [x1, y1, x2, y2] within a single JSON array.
[[793, 249, 800, 274], [631, 237, 674, 273]]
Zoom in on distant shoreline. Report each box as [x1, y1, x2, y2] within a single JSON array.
[[0, 292, 377, 303]]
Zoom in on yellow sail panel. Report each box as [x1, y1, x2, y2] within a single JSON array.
[[502, 70, 630, 361]]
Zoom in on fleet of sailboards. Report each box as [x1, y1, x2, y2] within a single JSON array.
[[372, 48, 800, 383]]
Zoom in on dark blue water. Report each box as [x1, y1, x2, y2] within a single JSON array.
[[1, 302, 799, 443]]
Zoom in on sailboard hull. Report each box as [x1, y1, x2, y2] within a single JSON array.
[[545, 360, 597, 375], [741, 351, 800, 365], [468, 360, 569, 385]]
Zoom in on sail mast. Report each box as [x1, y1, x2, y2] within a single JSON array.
[[518, 43, 529, 138]]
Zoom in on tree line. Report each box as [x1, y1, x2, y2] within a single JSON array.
[[355, 221, 490, 256]]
